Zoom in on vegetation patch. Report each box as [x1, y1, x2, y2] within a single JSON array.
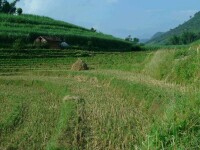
[[0, 44, 199, 149]]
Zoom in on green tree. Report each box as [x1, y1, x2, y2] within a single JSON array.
[[91, 27, 96, 32], [169, 32, 198, 45], [125, 35, 132, 42], [2, 0, 10, 13], [169, 35, 181, 45], [0, 0, 2, 12], [16, 7, 22, 15], [10, 0, 20, 7], [181, 31, 197, 44], [1, 0, 21, 14], [133, 38, 139, 44], [9, 0, 20, 14]]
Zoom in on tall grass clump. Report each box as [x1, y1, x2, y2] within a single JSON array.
[[143, 46, 200, 86]]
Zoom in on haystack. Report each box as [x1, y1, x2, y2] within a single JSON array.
[[71, 59, 89, 71]]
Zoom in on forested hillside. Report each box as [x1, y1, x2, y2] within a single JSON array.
[[147, 11, 200, 45]]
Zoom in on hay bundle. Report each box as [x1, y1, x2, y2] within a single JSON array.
[[71, 59, 89, 71], [63, 95, 81, 102]]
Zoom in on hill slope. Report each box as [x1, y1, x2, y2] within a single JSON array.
[[0, 14, 132, 51], [150, 32, 164, 40], [147, 11, 200, 44]]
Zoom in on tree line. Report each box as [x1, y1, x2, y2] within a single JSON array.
[[0, 0, 22, 15], [125, 35, 140, 44], [169, 31, 200, 45]]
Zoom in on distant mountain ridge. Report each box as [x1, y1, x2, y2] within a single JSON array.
[[139, 38, 149, 43], [147, 11, 200, 44]]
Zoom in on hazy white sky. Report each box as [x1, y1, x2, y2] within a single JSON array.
[[16, 0, 200, 39]]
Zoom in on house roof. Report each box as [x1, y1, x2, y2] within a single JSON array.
[[38, 36, 62, 42]]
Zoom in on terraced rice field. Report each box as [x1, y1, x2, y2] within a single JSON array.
[[0, 48, 200, 149]]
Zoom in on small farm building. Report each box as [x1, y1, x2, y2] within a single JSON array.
[[34, 36, 62, 49]]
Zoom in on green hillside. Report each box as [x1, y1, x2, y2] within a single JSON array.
[[147, 11, 200, 45], [0, 14, 133, 51], [150, 32, 164, 40]]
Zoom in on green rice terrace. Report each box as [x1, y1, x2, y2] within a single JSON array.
[[0, 43, 200, 149], [0, 13, 133, 51], [0, 10, 200, 149]]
